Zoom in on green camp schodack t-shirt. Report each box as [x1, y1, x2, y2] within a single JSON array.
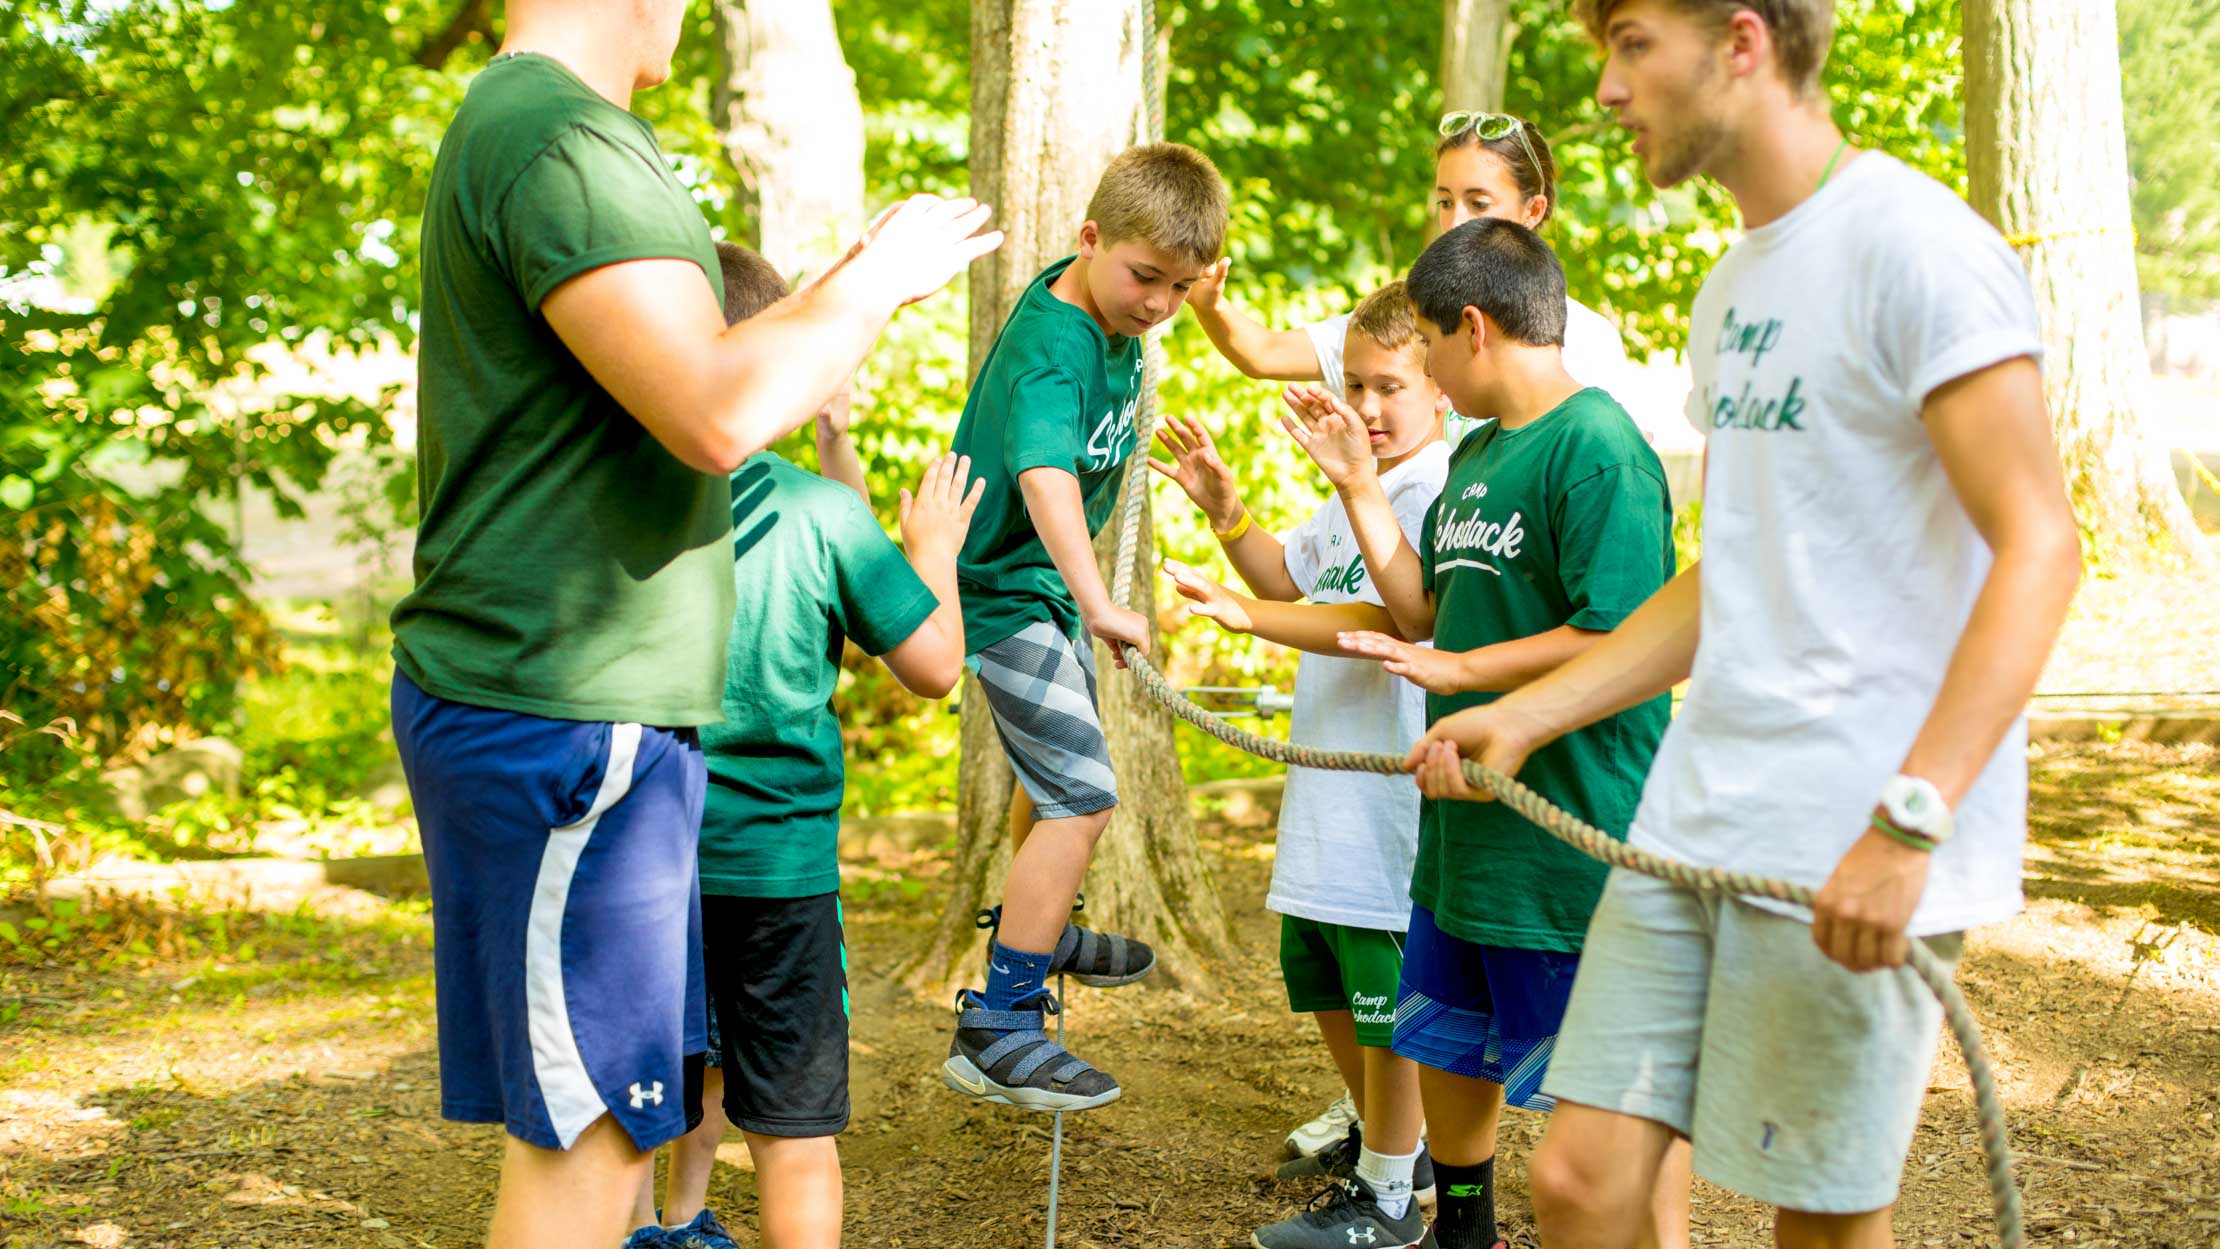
[[1416, 387, 1675, 952], [697, 453, 938, 898], [951, 256, 1144, 651], [392, 53, 733, 726]]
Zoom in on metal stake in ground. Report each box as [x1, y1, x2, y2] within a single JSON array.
[[1044, 971, 1066, 1249]]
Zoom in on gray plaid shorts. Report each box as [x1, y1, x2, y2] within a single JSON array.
[[965, 620, 1119, 819]]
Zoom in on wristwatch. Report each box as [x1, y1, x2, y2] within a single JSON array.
[[1878, 774, 1954, 848]]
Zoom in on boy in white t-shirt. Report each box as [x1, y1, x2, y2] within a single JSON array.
[[1154, 282, 1448, 1249], [1410, 2, 2083, 1246]]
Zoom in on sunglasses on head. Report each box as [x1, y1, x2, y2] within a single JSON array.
[[1437, 111, 1546, 193]]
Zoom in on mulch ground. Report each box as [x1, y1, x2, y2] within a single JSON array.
[[3, 740, 2218, 1249]]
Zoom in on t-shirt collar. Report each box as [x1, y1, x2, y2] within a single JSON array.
[[1741, 150, 1892, 250]]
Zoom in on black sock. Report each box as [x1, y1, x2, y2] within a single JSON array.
[[1432, 1156, 1497, 1249]]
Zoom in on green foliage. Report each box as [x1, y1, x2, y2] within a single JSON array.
[[2120, 0, 2220, 302]]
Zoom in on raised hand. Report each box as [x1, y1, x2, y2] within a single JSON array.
[[850, 195, 1006, 308], [1280, 384, 1374, 488], [1146, 414, 1244, 531], [1338, 630, 1472, 695], [1185, 257, 1231, 316], [899, 453, 985, 565]]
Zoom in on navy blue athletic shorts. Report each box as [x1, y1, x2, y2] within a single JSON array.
[[392, 670, 707, 1151], [1391, 903, 1582, 1112]]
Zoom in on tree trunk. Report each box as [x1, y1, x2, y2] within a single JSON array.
[[711, 0, 866, 279], [1964, 0, 2211, 566], [907, 0, 1235, 996], [1440, 0, 1515, 114]]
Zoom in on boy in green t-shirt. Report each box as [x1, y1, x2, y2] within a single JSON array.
[[625, 244, 982, 1249], [941, 143, 1228, 1111], [1282, 218, 1677, 1249]]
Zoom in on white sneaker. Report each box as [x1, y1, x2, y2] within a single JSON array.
[[1283, 1089, 1358, 1159]]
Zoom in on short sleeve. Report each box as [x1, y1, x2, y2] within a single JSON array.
[[1419, 493, 1445, 598], [1553, 465, 1672, 632], [1874, 218, 2042, 410], [1304, 313, 1353, 397], [493, 124, 712, 311], [826, 495, 939, 656], [1282, 505, 1329, 597], [1005, 368, 1088, 477]]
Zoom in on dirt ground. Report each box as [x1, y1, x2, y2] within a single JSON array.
[[4, 740, 2218, 1249]]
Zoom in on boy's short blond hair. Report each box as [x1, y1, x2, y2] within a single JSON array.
[[1576, 0, 1834, 97], [1347, 280, 1423, 357], [1086, 143, 1228, 267]]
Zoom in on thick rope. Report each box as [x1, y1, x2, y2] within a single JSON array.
[[1105, 329, 2025, 1249]]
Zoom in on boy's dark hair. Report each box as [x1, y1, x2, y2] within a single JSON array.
[[1406, 219, 1567, 348], [716, 241, 789, 326], [1086, 142, 1229, 268], [1436, 119, 1559, 226], [1576, 0, 1834, 97]]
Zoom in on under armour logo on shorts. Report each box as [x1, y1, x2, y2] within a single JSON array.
[[628, 1081, 665, 1109]]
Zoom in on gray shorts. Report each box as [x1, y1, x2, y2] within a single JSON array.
[[965, 621, 1118, 820], [1541, 870, 1964, 1215]]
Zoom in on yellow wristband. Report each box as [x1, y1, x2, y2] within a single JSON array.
[[1214, 510, 1253, 543]]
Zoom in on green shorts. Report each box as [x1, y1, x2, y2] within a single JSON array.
[[1279, 915, 1406, 1047]]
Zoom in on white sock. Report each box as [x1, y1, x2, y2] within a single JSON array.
[[1357, 1142, 1420, 1220]]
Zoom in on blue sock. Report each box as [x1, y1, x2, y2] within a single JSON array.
[[984, 940, 1054, 1010]]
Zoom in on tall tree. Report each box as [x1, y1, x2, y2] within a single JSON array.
[[909, 0, 1234, 993], [1441, 0, 1514, 115], [711, 0, 866, 277], [1964, 0, 2211, 565]]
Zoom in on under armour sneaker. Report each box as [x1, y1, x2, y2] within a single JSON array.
[[940, 988, 1123, 1112], [1285, 1089, 1359, 1158], [1252, 1175, 1434, 1249], [659, 1209, 741, 1249], [975, 902, 1156, 987], [1276, 1123, 1437, 1205]]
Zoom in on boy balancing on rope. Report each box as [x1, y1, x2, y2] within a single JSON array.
[[1156, 281, 1447, 1249], [622, 243, 983, 1249], [1411, 2, 2081, 1247], [939, 143, 1229, 1112], [1278, 218, 1686, 1249]]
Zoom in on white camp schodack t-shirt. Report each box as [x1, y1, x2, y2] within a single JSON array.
[[1628, 153, 2044, 936], [1271, 440, 1451, 931]]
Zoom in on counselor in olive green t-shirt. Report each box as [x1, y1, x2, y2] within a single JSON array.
[[697, 454, 938, 898], [951, 256, 1144, 652], [393, 52, 734, 727], [1415, 387, 1674, 952]]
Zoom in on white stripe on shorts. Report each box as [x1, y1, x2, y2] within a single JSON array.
[[527, 721, 641, 1148]]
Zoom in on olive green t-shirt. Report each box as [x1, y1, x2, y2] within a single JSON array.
[[697, 454, 937, 898], [392, 53, 733, 726], [951, 257, 1144, 651], [1415, 387, 1674, 952]]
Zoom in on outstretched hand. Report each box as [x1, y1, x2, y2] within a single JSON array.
[[1280, 385, 1373, 488], [1147, 415, 1244, 531], [849, 195, 1006, 308], [1338, 631, 1471, 695], [1161, 559, 1255, 635]]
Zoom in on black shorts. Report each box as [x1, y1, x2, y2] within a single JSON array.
[[701, 891, 850, 1137]]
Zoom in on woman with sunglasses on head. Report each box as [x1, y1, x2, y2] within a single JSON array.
[[1189, 112, 1636, 440]]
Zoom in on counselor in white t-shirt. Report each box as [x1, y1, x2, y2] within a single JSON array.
[[1628, 152, 2044, 937]]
